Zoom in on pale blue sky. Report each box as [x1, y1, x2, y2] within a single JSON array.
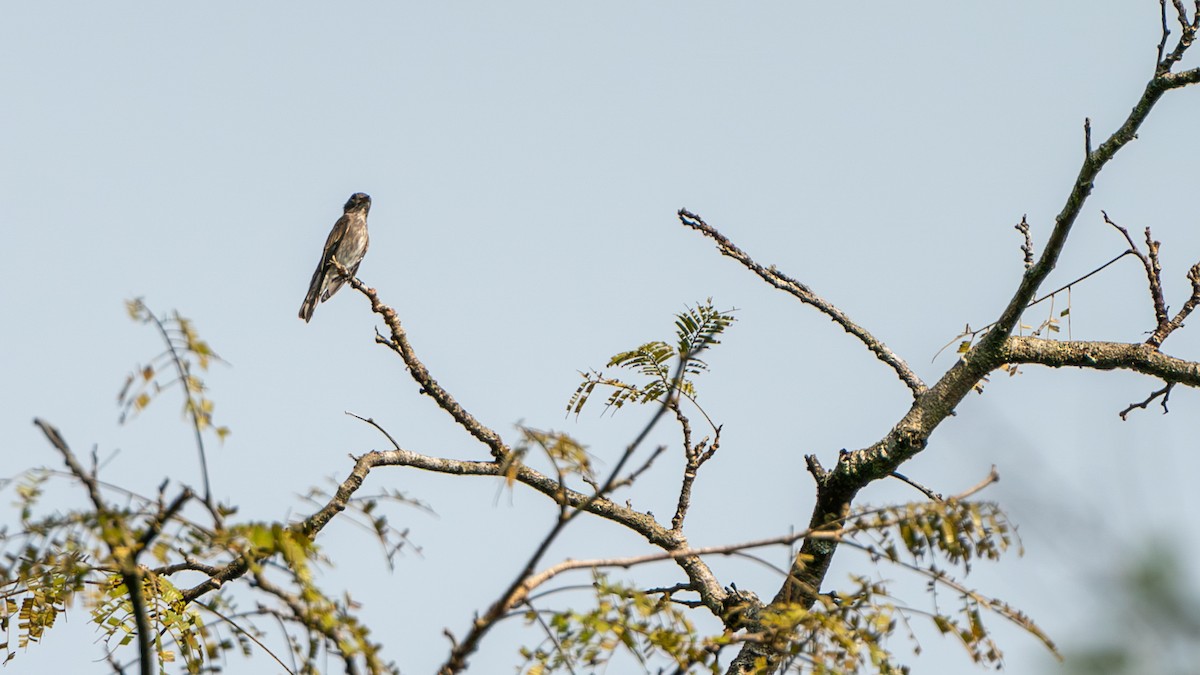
[[4, 2, 1199, 673]]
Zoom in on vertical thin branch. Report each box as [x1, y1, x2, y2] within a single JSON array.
[[143, 307, 214, 510], [34, 419, 154, 675], [1015, 216, 1035, 270]]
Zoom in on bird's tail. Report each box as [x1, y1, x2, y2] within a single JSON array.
[[299, 286, 319, 322]]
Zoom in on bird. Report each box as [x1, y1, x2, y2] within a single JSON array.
[[299, 192, 372, 322]]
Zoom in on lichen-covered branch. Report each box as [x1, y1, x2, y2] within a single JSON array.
[[999, 337, 1200, 385], [721, 18, 1200, 673]]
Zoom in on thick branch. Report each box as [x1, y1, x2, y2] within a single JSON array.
[[188, 287, 733, 668], [347, 447, 725, 609], [990, 106, 1132, 340], [998, 336, 1200, 385], [725, 37, 1200, 675]]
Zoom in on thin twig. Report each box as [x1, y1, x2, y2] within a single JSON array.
[[1119, 382, 1175, 419], [1103, 212, 1200, 347], [136, 488, 193, 549], [949, 466, 1000, 501], [1015, 216, 1034, 270], [251, 571, 382, 675], [932, 247, 1134, 361], [1104, 212, 1169, 328], [608, 444, 668, 492], [520, 599, 580, 675], [142, 306, 215, 510], [889, 471, 942, 502], [1158, 0, 1172, 68], [191, 599, 297, 674]]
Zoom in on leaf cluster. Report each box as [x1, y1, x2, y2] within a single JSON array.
[[833, 500, 1056, 669], [4, 309, 410, 674], [568, 299, 735, 416], [118, 299, 230, 442], [852, 500, 1019, 571], [520, 575, 720, 674]]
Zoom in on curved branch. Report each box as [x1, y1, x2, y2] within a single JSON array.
[[182, 292, 736, 656], [677, 209, 926, 397], [333, 262, 510, 462], [143, 306, 214, 509]]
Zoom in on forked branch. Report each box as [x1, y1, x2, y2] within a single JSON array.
[[713, 14, 1200, 674], [1104, 211, 1200, 348]]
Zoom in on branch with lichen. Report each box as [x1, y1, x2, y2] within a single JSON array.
[[712, 14, 1200, 673]]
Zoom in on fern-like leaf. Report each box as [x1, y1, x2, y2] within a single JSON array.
[[608, 342, 674, 384], [675, 299, 735, 364], [569, 300, 734, 417]]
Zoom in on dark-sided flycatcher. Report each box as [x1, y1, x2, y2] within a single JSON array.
[[299, 192, 371, 322]]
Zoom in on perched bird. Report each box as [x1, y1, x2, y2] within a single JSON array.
[[299, 192, 372, 322]]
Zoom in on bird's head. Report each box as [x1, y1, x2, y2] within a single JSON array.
[[344, 192, 372, 213]]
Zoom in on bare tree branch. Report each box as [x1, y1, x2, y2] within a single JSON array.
[[1015, 216, 1034, 270], [1107, 211, 1200, 348], [331, 259, 511, 462], [950, 465, 1001, 501], [720, 27, 1200, 670], [889, 471, 942, 502], [1119, 382, 1175, 420], [1104, 212, 1171, 335], [677, 209, 926, 397], [1157, 0, 1199, 74]]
